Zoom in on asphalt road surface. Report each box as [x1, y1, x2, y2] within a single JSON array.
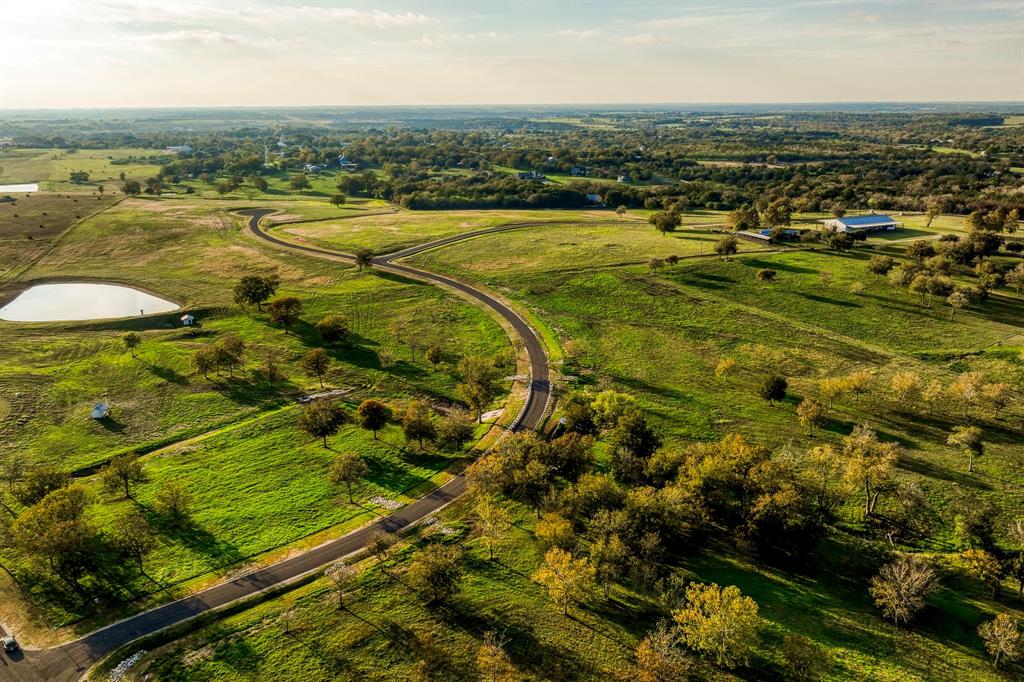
[[1, 208, 551, 681]]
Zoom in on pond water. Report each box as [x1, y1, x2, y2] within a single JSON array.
[[0, 283, 179, 321], [0, 183, 40, 192]]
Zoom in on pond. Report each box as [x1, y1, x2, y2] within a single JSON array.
[[0, 183, 40, 192], [0, 283, 179, 322]]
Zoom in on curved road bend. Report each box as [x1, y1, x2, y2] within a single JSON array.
[[2, 209, 551, 682]]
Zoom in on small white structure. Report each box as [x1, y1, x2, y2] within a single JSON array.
[[165, 144, 192, 154], [180, 314, 195, 326], [91, 403, 110, 419]]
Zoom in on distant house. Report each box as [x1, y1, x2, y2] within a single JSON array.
[[303, 163, 322, 173], [517, 170, 545, 180], [823, 214, 900, 233], [585, 193, 602, 204], [91, 403, 110, 419], [181, 314, 195, 326], [165, 144, 192, 154], [337, 155, 358, 170], [617, 174, 632, 183], [570, 166, 588, 176]]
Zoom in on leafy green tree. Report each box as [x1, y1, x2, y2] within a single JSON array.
[[867, 255, 895, 276], [330, 192, 347, 207], [947, 425, 983, 472], [121, 332, 141, 358], [610, 409, 661, 484], [715, 235, 738, 260], [354, 248, 374, 270], [233, 274, 280, 311], [727, 206, 759, 231], [758, 375, 787, 406], [402, 400, 436, 447], [437, 408, 476, 451], [761, 198, 792, 227], [457, 356, 503, 421], [590, 390, 636, 429], [756, 268, 777, 286], [267, 296, 303, 333], [356, 399, 391, 439], [533, 547, 596, 616], [191, 346, 218, 379], [328, 452, 369, 503], [112, 510, 157, 575], [316, 314, 349, 343], [475, 494, 512, 560], [298, 399, 349, 447], [673, 582, 760, 669], [153, 479, 192, 525], [797, 397, 827, 434], [15, 465, 69, 506], [782, 634, 827, 682], [424, 345, 443, 370], [122, 179, 142, 195], [906, 240, 936, 263], [252, 176, 269, 192], [962, 548, 1002, 597], [12, 485, 99, 588], [407, 543, 464, 604], [101, 455, 147, 499], [649, 211, 681, 235], [289, 174, 311, 190], [301, 348, 331, 388], [842, 424, 899, 518]]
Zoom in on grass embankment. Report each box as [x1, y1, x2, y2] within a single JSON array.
[[0, 196, 511, 633]]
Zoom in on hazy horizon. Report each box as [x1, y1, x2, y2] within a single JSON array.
[[2, 0, 1021, 109]]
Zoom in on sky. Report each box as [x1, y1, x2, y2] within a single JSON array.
[[1, 0, 1022, 108]]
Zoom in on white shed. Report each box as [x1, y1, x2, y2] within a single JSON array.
[[181, 314, 195, 326], [91, 403, 110, 419]]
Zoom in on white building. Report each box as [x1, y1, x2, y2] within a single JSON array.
[[822, 214, 900, 233]]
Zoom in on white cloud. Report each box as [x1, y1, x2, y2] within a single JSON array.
[[148, 29, 250, 46], [552, 28, 602, 39], [850, 10, 881, 22], [291, 7, 436, 28], [412, 32, 499, 46], [617, 33, 661, 46]]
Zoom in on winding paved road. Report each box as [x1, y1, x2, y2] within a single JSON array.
[[2, 210, 551, 681]]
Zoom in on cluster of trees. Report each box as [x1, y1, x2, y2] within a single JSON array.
[[0, 454, 192, 593], [60, 111, 1020, 215]]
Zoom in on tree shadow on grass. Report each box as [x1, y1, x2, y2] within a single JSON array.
[[898, 454, 992, 490], [739, 257, 818, 274], [284, 627, 360, 677], [147, 512, 245, 570], [797, 292, 862, 308], [147, 363, 188, 386]]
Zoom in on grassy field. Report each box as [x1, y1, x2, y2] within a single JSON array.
[[0, 148, 168, 190], [405, 220, 769, 279], [0, 196, 511, 634], [0, 191, 118, 277], [275, 209, 649, 254], [5, 195, 1024, 679]]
